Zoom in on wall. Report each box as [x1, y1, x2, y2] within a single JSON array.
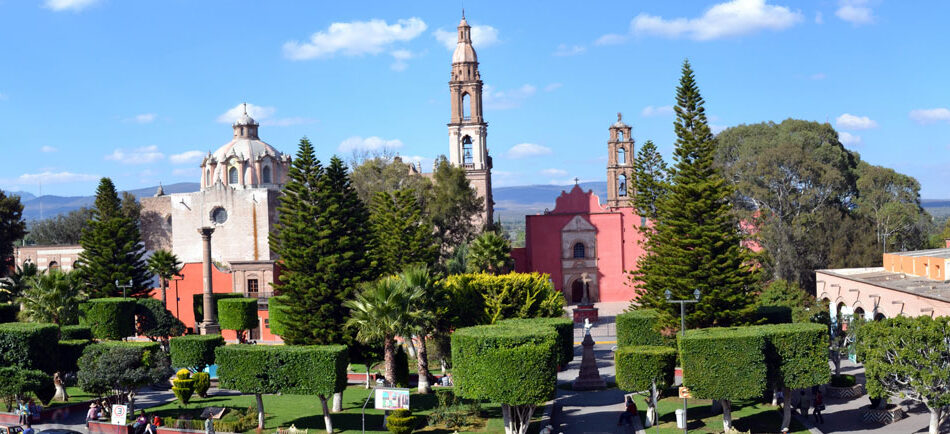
[[156, 262, 233, 331], [14, 245, 82, 272], [815, 270, 950, 320]]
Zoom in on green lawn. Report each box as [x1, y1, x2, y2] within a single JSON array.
[[142, 386, 524, 433], [630, 394, 809, 434], [49, 386, 99, 406]]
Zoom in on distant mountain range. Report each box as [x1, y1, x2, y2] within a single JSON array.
[[10, 183, 200, 221]]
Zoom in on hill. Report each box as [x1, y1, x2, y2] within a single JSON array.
[[19, 182, 200, 221]]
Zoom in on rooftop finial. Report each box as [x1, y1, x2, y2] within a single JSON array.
[[243, 102, 248, 116], [462, 8, 465, 19], [617, 112, 622, 122]]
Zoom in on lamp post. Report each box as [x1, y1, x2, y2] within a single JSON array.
[[116, 279, 133, 299], [666, 288, 701, 434]]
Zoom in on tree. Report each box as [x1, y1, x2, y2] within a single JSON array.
[[445, 243, 469, 275], [344, 276, 427, 387], [134, 298, 185, 352], [369, 189, 438, 276], [77, 342, 170, 415], [0, 262, 37, 303], [615, 346, 675, 427], [429, 156, 484, 261], [858, 316, 950, 434], [855, 162, 929, 252], [756, 279, 822, 324], [632, 140, 670, 222], [217, 298, 258, 343], [348, 151, 431, 208], [632, 60, 758, 330], [18, 269, 85, 325], [0, 367, 53, 410], [75, 178, 151, 298], [0, 191, 26, 277], [397, 265, 440, 393], [466, 231, 514, 274], [169, 334, 224, 373], [146, 250, 181, 307], [25, 207, 94, 245]]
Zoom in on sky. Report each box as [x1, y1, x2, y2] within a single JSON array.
[[2, 0, 950, 198]]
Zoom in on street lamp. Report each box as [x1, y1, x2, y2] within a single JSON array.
[[116, 279, 133, 299], [665, 288, 701, 434]]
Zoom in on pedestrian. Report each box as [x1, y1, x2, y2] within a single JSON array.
[[152, 415, 162, 427], [205, 414, 215, 434], [775, 389, 784, 406], [617, 396, 637, 426], [813, 390, 825, 424], [798, 390, 809, 416], [22, 423, 33, 434], [86, 403, 99, 427], [18, 399, 31, 425]]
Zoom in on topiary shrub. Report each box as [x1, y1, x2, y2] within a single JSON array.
[[830, 374, 856, 387], [267, 295, 290, 337], [169, 334, 224, 372], [0, 304, 19, 323], [78, 298, 135, 340], [393, 345, 410, 388], [616, 309, 665, 347], [386, 409, 415, 434], [58, 339, 90, 374], [0, 367, 55, 406], [500, 316, 574, 367], [758, 322, 830, 390], [442, 273, 565, 326], [60, 325, 93, 341], [0, 322, 60, 374], [192, 371, 211, 398], [172, 369, 194, 404], [755, 306, 793, 325], [217, 298, 258, 338], [615, 345, 676, 427], [193, 293, 242, 324]]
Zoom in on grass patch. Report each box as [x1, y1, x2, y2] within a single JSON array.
[[49, 386, 99, 406], [628, 394, 809, 434]]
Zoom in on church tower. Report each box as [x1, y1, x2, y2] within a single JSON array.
[[447, 13, 493, 224], [606, 113, 635, 208]]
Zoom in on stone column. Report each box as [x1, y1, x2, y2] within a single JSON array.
[[198, 227, 220, 335]]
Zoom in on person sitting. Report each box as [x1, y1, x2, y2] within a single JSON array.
[[22, 423, 34, 434], [617, 396, 637, 426]]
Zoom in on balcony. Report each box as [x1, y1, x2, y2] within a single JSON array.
[[247, 291, 274, 309]]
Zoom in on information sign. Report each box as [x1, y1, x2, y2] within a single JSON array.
[[111, 404, 128, 425], [374, 388, 410, 410], [678, 386, 692, 399]]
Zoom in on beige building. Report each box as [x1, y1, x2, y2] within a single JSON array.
[[14, 244, 83, 272]]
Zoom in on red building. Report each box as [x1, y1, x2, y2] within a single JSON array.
[[512, 115, 647, 304]]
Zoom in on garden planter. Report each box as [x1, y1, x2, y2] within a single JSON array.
[[861, 404, 905, 424], [826, 383, 865, 399]]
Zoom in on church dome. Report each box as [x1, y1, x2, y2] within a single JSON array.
[[233, 112, 258, 127], [210, 137, 281, 163], [453, 43, 477, 64], [200, 106, 290, 191]]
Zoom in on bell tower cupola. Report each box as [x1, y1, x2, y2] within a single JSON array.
[[232, 103, 260, 140], [607, 113, 635, 208]]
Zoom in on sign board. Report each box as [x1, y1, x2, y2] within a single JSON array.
[[111, 404, 128, 426], [374, 388, 410, 410], [678, 387, 692, 399]]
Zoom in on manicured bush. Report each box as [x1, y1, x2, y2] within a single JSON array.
[[267, 295, 290, 337], [215, 344, 348, 395], [615, 345, 676, 392], [758, 322, 829, 390], [679, 326, 768, 401], [442, 272, 564, 326], [218, 298, 258, 333], [135, 298, 185, 343], [0, 304, 18, 323], [501, 317, 574, 367], [387, 409, 415, 434], [616, 309, 665, 347], [193, 293, 242, 323], [58, 339, 90, 373], [169, 334, 224, 371], [755, 306, 793, 325], [78, 341, 171, 401], [60, 325, 93, 341], [172, 369, 194, 404], [78, 297, 135, 340], [192, 371, 211, 397], [0, 367, 54, 405], [97, 340, 162, 353], [0, 322, 60, 374], [829, 374, 856, 387]]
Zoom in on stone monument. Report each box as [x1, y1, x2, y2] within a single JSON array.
[[197, 227, 220, 334], [572, 319, 606, 390], [572, 272, 599, 323]]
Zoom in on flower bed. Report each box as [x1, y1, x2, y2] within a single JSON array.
[[826, 374, 865, 399], [861, 404, 905, 425]]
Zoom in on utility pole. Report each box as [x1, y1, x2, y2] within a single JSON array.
[[666, 288, 701, 434]]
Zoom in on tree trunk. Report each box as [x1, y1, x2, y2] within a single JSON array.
[[721, 399, 733, 432], [501, 404, 535, 434], [383, 336, 396, 387], [832, 350, 842, 376], [646, 380, 658, 427], [928, 406, 942, 434], [160, 279, 167, 308], [780, 387, 792, 432], [502, 403, 513, 434], [332, 392, 342, 413], [771, 385, 779, 406], [365, 365, 371, 389], [319, 394, 333, 433], [255, 393, 264, 430], [128, 391, 135, 416], [415, 334, 431, 394]]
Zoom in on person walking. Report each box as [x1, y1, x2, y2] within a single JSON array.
[[813, 390, 825, 424], [18, 399, 31, 425], [205, 415, 215, 434]]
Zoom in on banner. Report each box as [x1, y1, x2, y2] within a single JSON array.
[[374, 388, 410, 410]]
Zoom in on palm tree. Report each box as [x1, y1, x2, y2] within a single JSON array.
[[467, 231, 514, 274], [345, 276, 428, 387], [19, 269, 85, 325], [0, 262, 38, 303], [146, 250, 182, 307], [397, 265, 440, 393]]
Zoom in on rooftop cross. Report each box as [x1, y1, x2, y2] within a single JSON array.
[[574, 177, 580, 185]]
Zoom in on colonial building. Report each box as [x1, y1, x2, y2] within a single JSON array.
[[14, 245, 83, 272], [512, 115, 647, 303]]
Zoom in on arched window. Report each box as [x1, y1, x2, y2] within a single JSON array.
[[873, 312, 886, 321], [48, 261, 59, 271], [853, 307, 866, 321], [241, 127, 245, 136], [461, 93, 471, 120], [618, 147, 626, 164], [262, 166, 272, 183], [205, 170, 211, 186], [462, 136, 474, 165], [618, 174, 627, 197], [228, 167, 239, 185], [618, 130, 624, 141], [573, 242, 585, 258]]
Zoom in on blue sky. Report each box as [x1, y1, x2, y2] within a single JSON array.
[[2, 0, 950, 198]]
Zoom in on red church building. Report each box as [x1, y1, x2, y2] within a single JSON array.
[[512, 114, 647, 304]]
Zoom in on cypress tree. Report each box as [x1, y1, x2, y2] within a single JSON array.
[[75, 178, 151, 298], [369, 189, 438, 276], [632, 140, 670, 222], [632, 60, 757, 329]]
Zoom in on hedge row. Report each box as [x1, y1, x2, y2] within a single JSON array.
[[500, 317, 574, 367], [442, 273, 564, 326], [759, 323, 830, 390], [267, 295, 290, 337], [218, 298, 258, 332], [0, 322, 59, 374], [215, 344, 348, 396], [79, 298, 135, 340], [60, 325, 93, 341], [754, 306, 793, 325], [193, 293, 243, 324], [0, 304, 19, 323], [170, 334, 224, 371], [451, 320, 558, 406], [615, 345, 676, 393], [616, 309, 665, 347], [58, 339, 91, 373]]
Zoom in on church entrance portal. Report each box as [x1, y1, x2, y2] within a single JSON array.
[[571, 280, 584, 304]]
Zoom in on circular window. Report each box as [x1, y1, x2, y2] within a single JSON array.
[[211, 207, 228, 225]]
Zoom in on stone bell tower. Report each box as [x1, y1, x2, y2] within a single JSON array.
[[606, 113, 635, 208], [447, 12, 493, 225]]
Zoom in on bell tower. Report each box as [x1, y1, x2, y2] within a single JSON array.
[[607, 113, 635, 208], [448, 13, 493, 224]]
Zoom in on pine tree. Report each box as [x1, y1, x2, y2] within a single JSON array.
[[428, 156, 484, 261], [75, 178, 151, 298], [632, 140, 670, 222], [0, 190, 26, 277], [369, 189, 438, 276], [632, 60, 757, 329], [269, 139, 373, 346]]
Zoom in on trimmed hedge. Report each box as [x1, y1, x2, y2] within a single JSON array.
[[442, 273, 564, 326], [0, 304, 19, 323], [0, 367, 54, 405], [215, 344, 348, 396], [451, 322, 558, 406], [617, 309, 665, 347], [193, 293, 243, 323], [169, 334, 224, 371], [679, 326, 767, 401], [268, 295, 290, 337], [218, 298, 258, 332], [755, 306, 793, 325], [0, 322, 60, 374], [58, 339, 91, 373], [758, 322, 829, 390], [78, 298, 135, 340], [387, 409, 415, 434], [500, 316, 574, 367], [60, 325, 93, 341], [615, 345, 676, 392], [192, 371, 211, 397], [97, 340, 162, 353]]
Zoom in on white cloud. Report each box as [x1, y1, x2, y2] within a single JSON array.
[[105, 145, 164, 164], [909, 108, 950, 125], [541, 168, 567, 176], [809, 72, 826, 80], [338, 136, 404, 153], [40, 146, 57, 153], [641, 105, 674, 117], [594, 34, 628, 46], [838, 131, 862, 147], [44, 0, 99, 12], [631, 0, 803, 41], [544, 83, 563, 92], [505, 143, 551, 159], [390, 49, 413, 71], [836, 113, 878, 130], [0, 93, 7, 101], [433, 25, 500, 50], [711, 124, 728, 134], [217, 103, 276, 123], [483, 84, 537, 110], [169, 150, 205, 164], [131, 113, 156, 124], [553, 44, 585, 56], [836, 0, 874, 25], [284, 18, 427, 60], [815, 12, 824, 24], [7, 171, 99, 185]]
